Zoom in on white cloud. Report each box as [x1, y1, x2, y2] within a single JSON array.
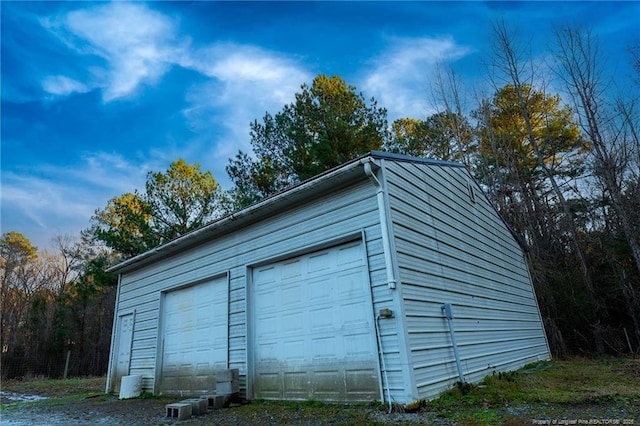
[[41, 3, 311, 164], [181, 43, 311, 159], [70, 152, 154, 194], [362, 36, 472, 120], [44, 2, 181, 101], [42, 75, 89, 96], [1, 172, 99, 250]]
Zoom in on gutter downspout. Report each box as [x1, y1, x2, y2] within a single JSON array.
[[442, 302, 465, 384], [363, 162, 396, 290], [375, 313, 393, 413]]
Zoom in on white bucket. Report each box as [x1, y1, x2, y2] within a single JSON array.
[[119, 374, 142, 399]]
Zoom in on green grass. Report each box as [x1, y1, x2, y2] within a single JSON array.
[[1, 376, 106, 398], [426, 358, 640, 424], [1, 377, 108, 410]]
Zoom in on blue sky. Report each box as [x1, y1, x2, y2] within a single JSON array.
[[2, 1, 639, 251]]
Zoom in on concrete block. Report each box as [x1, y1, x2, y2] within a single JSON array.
[[182, 398, 207, 415], [165, 402, 192, 420], [215, 368, 239, 383], [200, 394, 216, 409], [213, 394, 225, 409], [224, 392, 240, 407], [216, 380, 239, 395], [200, 394, 225, 409]]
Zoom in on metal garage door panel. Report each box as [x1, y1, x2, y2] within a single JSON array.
[[253, 241, 379, 401], [161, 277, 228, 394]]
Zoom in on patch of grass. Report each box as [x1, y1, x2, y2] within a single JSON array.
[[1, 377, 108, 410], [228, 398, 384, 424], [426, 358, 640, 424], [466, 408, 501, 425], [1, 376, 106, 398], [521, 358, 640, 403], [135, 391, 155, 399]]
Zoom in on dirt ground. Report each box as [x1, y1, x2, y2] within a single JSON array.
[[2, 391, 638, 425], [1, 368, 639, 425], [0, 391, 442, 425]]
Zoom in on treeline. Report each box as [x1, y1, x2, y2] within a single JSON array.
[[1, 24, 638, 379], [1, 233, 117, 379]]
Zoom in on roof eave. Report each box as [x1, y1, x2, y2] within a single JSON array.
[[107, 155, 379, 274]]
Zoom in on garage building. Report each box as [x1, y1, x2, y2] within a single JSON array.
[[105, 151, 550, 404]]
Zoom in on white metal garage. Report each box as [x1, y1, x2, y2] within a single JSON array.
[[160, 277, 228, 394], [106, 152, 550, 404], [251, 241, 380, 400]]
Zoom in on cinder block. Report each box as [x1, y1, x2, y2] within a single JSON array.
[[166, 402, 192, 420], [201, 394, 225, 409], [216, 380, 239, 395], [200, 394, 216, 409], [213, 394, 225, 409], [224, 392, 240, 407], [181, 398, 207, 415], [215, 368, 239, 383]]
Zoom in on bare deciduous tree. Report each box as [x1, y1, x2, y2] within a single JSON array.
[[554, 26, 640, 276]]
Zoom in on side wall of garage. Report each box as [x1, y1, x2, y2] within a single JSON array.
[[109, 178, 407, 400], [383, 160, 551, 400]]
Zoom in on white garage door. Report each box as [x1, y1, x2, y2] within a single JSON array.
[[252, 241, 379, 401], [160, 277, 228, 394]]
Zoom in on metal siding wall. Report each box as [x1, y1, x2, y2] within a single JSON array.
[[363, 227, 406, 401], [113, 180, 401, 397], [386, 162, 550, 400]]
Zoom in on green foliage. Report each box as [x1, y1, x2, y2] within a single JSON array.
[[1, 232, 38, 265], [227, 74, 389, 208], [456, 380, 477, 395], [136, 391, 155, 399], [388, 112, 475, 163], [89, 192, 158, 259], [474, 84, 587, 198], [145, 159, 224, 240], [89, 159, 227, 258]]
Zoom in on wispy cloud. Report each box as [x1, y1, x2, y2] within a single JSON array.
[[181, 43, 311, 158], [69, 152, 156, 194], [362, 36, 472, 120], [1, 151, 160, 249], [42, 75, 89, 96], [2, 171, 101, 250], [41, 2, 311, 163], [43, 2, 181, 101]]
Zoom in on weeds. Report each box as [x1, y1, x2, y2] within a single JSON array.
[[136, 391, 155, 399]]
